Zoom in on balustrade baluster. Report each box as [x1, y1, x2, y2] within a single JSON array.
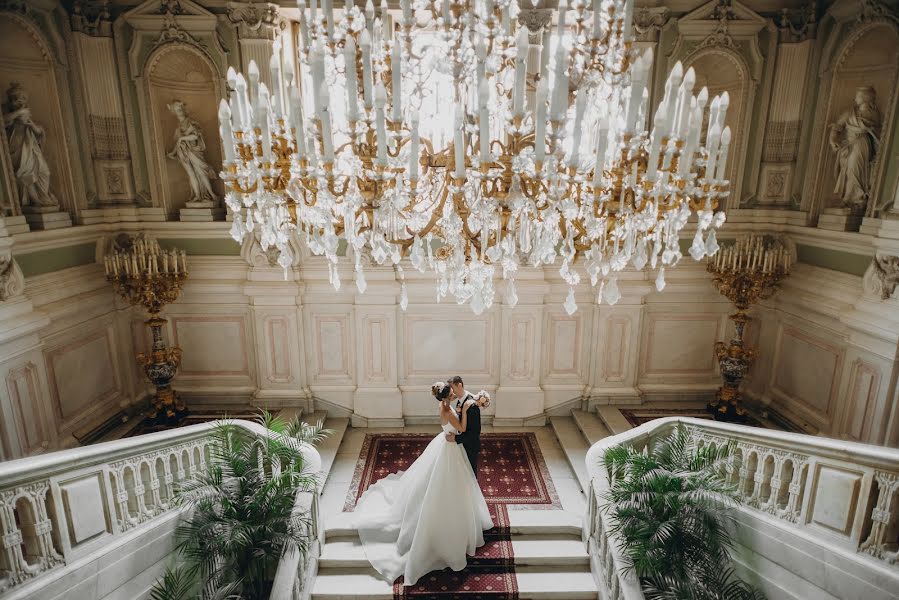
[[861, 472, 899, 561]]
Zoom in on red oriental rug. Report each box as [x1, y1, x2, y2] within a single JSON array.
[[344, 432, 561, 599]]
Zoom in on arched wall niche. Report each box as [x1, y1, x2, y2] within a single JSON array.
[[682, 46, 753, 209], [143, 42, 224, 217], [0, 12, 77, 217], [806, 20, 899, 220]]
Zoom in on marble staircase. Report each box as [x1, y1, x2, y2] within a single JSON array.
[[311, 509, 596, 599], [549, 410, 613, 493]]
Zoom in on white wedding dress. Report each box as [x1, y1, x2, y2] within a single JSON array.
[[352, 407, 493, 586]]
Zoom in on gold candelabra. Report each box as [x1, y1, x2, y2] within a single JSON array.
[[707, 234, 792, 422], [104, 236, 189, 422]]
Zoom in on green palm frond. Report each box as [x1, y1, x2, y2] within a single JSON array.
[[150, 566, 200, 600], [151, 412, 327, 600], [602, 425, 765, 599]]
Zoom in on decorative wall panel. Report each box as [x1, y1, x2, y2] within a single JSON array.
[[771, 325, 843, 427], [171, 316, 251, 377], [641, 313, 722, 378], [402, 313, 494, 380], [45, 329, 120, 429]]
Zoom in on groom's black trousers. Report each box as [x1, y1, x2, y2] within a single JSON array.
[[464, 444, 480, 477]]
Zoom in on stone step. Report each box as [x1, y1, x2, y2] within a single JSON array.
[[311, 565, 597, 599], [318, 534, 589, 569], [548, 416, 590, 493], [323, 509, 583, 540], [596, 406, 633, 436], [571, 409, 612, 446], [304, 412, 349, 484]]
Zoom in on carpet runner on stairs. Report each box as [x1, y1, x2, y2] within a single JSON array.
[[344, 432, 562, 599]]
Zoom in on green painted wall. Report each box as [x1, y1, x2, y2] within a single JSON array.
[[795, 243, 871, 277], [157, 238, 242, 256], [15, 242, 96, 277]]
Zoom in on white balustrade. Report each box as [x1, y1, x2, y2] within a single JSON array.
[[0, 421, 322, 599], [584, 417, 899, 600]]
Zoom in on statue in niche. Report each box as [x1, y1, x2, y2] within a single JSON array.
[[166, 100, 217, 204], [828, 86, 882, 212], [2, 82, 59, 210]]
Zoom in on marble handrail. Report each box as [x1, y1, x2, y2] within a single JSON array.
[[0, 420, 322, 598], [583, 417, 899, 600]]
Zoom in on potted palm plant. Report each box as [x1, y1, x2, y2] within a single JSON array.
[[603, 427, 765, 600], [150, 411, 330, 600]]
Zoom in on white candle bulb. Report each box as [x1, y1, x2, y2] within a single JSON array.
[[235, 73, 249, 130], [706, 122, 721, 180], [319, 84, 334, 163], [715, 126, 731, 180], [592, 0, 602, 39], [717, 91, 730, 129], [344, 35, 359, 121], [401, 0, 411, 24], [513, 27, 528, 117], [360, 29, 374, 109], [478, 79, 490, 163], [569, 89, 587, 167], [593, 120, 609, 188], [323, 0, 334, 37], [247, 59, 260, 107], [218, 99, 235, 161], [535, 79, 549, 164], [409, 108, 420, 180], [268, 53, 282, 118], [391, 42, 402, 122], [288, 83, 306, 158], [374, 82, 387, 164], [454, 106, 465, 178]]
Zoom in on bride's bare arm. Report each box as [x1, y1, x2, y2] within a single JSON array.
[[445, 406, 464, 431]]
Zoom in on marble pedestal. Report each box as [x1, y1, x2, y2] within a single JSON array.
[[180, 201, 224, 222], [818, 207, 864, 232], [860, 215, 899, 239], [79, 206, 142, 225], [22, 206, 72, 230], [2, 215, 30, 235]]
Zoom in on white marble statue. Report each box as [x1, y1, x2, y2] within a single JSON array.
[[828, 86, 882, 212], [166, 100, 217, 203], [2, 82, 59, 209]]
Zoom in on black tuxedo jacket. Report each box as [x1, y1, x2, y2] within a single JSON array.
[[455, 393, 481, 449]]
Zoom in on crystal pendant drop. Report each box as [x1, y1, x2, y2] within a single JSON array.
[[603, 277, 621, 306], [471, 291, 485, 316], [355, 268, 367, 293], [705, 228, 720, 256], [689, 229, 706, 261], [505, 281, 519, 308], [655, 267, 666, 292], [399, 282, 408, 311], [563, 287, 578, 315]]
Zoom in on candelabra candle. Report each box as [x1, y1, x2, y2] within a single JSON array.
[[220, 0, 731, 317], [706, 233, 792, 422]]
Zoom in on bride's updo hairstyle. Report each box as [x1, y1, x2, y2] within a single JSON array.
[[431, 381, 451, 401]]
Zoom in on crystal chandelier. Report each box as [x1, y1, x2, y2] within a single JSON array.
[[220, 0, 731, 315]]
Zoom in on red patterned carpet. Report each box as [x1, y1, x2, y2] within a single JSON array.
[[345, 432, 561, 599]]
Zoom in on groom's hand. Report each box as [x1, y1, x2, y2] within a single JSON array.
[[445, 432, 455, 442]]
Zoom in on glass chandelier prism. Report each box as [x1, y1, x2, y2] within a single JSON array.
[[221, 0, 730, 315]]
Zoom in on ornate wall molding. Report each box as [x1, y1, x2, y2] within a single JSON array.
[[863, 254, 899, 300], [0, 255, 24, 302], [226, 2, 286, 41]]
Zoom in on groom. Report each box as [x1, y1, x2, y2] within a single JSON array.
[[445, 375, 482, 476]]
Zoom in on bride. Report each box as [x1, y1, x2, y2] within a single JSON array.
[[353, 381, 493, 586]]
